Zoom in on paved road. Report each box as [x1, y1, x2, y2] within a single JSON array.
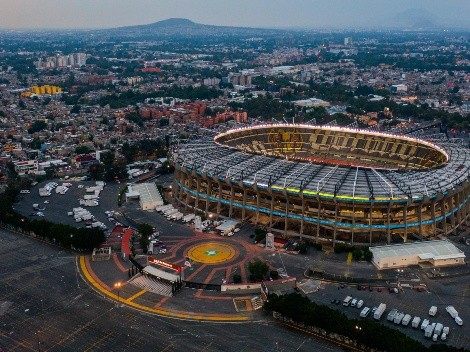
[[0, 230, 341, 352]]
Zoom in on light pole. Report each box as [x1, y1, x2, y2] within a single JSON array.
[[114, 282, 122, 306]]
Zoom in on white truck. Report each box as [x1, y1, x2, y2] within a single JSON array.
[[402, 314, 412, 326], [394, 312, 404, 325], [80, 199, 99, 207], [183, 214, 195, 223], [360, 307, 371, 318], [425, 323, 436, 338], [434, 323, 443, 335], [84, 194, 99, 200], [343, 296, 353, 306], [387, 309, 398, 322], [421, 319, 430, 330], [164, 209, 178, 217], [374, 303, 386, 320], [429, 306, 437, 316], [170, 212, 182, 220], [412, 316, 421, 328], [446, 306, 458, 319], [158, 205, 173, 212]]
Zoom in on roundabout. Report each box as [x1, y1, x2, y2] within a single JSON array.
[[186, 242, 238, 264]]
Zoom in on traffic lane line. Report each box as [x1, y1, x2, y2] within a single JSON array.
[[126, 289, 147, 302], [79, 256, 247, 322]]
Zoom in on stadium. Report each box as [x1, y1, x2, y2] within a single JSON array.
[[171, 124, 470, 245]]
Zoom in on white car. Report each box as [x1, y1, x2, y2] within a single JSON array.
[[351, 299, 358, 307], [36, 212, 44, 217], [356, 300, 364, 309], [20, 190, 30, 194], [44, 200, 49, 204], [234, 228, 240, 233], [227, 232, 234, 237]]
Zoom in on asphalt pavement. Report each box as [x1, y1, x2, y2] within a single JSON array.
[[0, 229, 342, 352]]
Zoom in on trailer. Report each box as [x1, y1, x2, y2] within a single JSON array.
[[374, 303, 386, 320], [360, 307, 371, 318], [402, 314, 412, 326], [412, 316, 421, 328], [425, 323, 436, 338], [387, 309, 398, 322], [183, 214, 196, 223], [164, 208, 178, 216], [171, 212, 184, 221], [434, 323, 443, 335], [446, 306, 458, 319], [394, 312, 404, 325]]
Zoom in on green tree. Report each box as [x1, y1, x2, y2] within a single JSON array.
[[233, 274, 242, 284], [75, 145, 91, 154], [138, 223, 153, 251], [363, 249, 373, 262], [28, 120, 47, 134], [248, 260, 269, 282]]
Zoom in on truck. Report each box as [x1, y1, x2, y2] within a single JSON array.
[[446, 306, 458, 319], [172, 213, 184, 221], [164, 209, 178, 216], [157, 204, 172, 212], [425, 323, 436, 338], [360, 307, 371, 318], [412, 316, 421, 328], [421, 319, 430, 330], [434, 323, 443, 335], [80, 199, 99, 207], [429, 306, 437, 316], [402, 314, 412, 326], [387, 309, 398, 322], [394, 312, 404, 325], [374, 303, 386, 320], [343, 296, 353, 306], [83, 194, 98, 200], [183, 214, 195, 223]]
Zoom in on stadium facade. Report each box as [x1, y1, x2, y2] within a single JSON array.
[[171, 124, 470, 245]]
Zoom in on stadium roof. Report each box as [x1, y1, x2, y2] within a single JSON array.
[[173, 125, 470, 203]]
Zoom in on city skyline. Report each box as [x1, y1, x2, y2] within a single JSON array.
[[0, 0, 469, 30]]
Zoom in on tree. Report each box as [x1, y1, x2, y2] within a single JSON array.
[[248, 260, 269, 282], [75, 145, 91, 154], [28, 120, 47, 134], [363, 249, 373, 262], [138, 223, 153, 250], [233, 274, 242, 284], [70, 105, 81, 114], [352, 248, 363, 261]]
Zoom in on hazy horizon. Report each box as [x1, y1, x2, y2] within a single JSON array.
[[0, 0, 469, 30]]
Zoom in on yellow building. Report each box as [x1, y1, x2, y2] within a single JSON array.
[[22, 85, 62, 97]]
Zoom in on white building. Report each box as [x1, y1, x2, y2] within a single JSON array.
[[125, 183, 163, 210], [370, 240, 466, 270]]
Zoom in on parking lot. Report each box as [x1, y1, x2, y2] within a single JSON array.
[[14, 179, 122, 231], [308, 275, 469, 348]]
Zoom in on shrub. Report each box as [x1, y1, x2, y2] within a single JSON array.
[[233, 274, 242, 283], [270, 270, 279, 280]]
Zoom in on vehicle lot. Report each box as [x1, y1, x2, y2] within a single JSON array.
[[14, 180, 122, 231], [308, 279, 470, 348]]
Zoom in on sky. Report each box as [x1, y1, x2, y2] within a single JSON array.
[[0, 0, 469, 30]]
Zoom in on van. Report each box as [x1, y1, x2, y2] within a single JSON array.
[[343, 296, 353, 306], [351, 298, 358, 307], [429, 306, 437, 316], [356, 300, 364, 309], [360, 307, 370, 318]]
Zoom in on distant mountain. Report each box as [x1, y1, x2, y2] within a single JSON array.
[[99, 18, 282, 39]]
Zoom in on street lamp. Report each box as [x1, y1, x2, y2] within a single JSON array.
[[114, 282, 122, 305]]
